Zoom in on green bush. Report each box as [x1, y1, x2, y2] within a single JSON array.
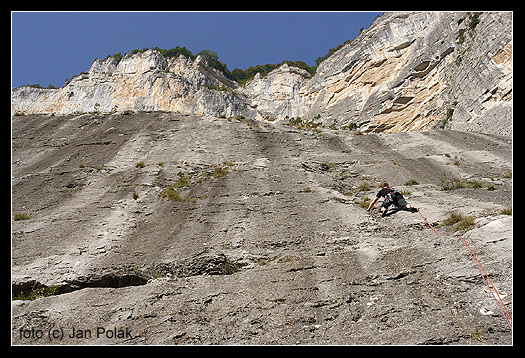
[[174, 175, 191, 188], [439, 171, 466, 190], [13, 286, 58, 300], [358, 181, 371, 192], [342, 122, 358, 130], [286, 117, 322, 131], [440, 212, 476, 232], [14, 213, 31, 221], [157, 46, 195, 60], [499, 207, 512, 215], [229, 60, 316, 86], [160, 186, 182, 201], [359, 196, 371, 208], [103, 52, 123, 63], [211, 166, 229, 178], [197, 49, 229, 75]]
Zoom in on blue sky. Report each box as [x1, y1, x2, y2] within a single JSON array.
[[12, 11, 382, 88]]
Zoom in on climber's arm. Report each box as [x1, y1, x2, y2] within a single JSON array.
[[367, 196, 379, 211]]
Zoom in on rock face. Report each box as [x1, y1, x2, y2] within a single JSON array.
[[11, 11, 513, 345], [11, 51, 255, 119], [240, 63, 312, 121], [12, 112, 512, 344], [12, 12, 512, 136], [299, 11, 512, 136]]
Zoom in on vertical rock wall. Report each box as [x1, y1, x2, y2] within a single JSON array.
[[12, 12, 512, 136]]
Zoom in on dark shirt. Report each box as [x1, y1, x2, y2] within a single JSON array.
[[376, 187, 394, 198]]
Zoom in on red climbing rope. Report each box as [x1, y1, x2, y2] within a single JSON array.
[[459, 235, 513, 330], [418, 209, 440, 236], [417, 209, 512, 330]]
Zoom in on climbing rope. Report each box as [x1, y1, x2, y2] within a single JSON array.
[[417, 208, 512, 330], [418, 209, 440, 237]]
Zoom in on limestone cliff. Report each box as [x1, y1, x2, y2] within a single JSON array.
[[12, 50, 255, 118], [240, 63, 311, 121], [12, 11, 512, 136], [300, 11, 512, 136]]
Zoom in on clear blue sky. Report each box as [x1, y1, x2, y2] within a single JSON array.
[[12, 11, 382, 88]]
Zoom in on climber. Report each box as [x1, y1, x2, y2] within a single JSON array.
[[366, 182, 418, 217]]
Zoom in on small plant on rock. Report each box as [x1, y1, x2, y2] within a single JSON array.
[[14, 213, 31, 221]]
